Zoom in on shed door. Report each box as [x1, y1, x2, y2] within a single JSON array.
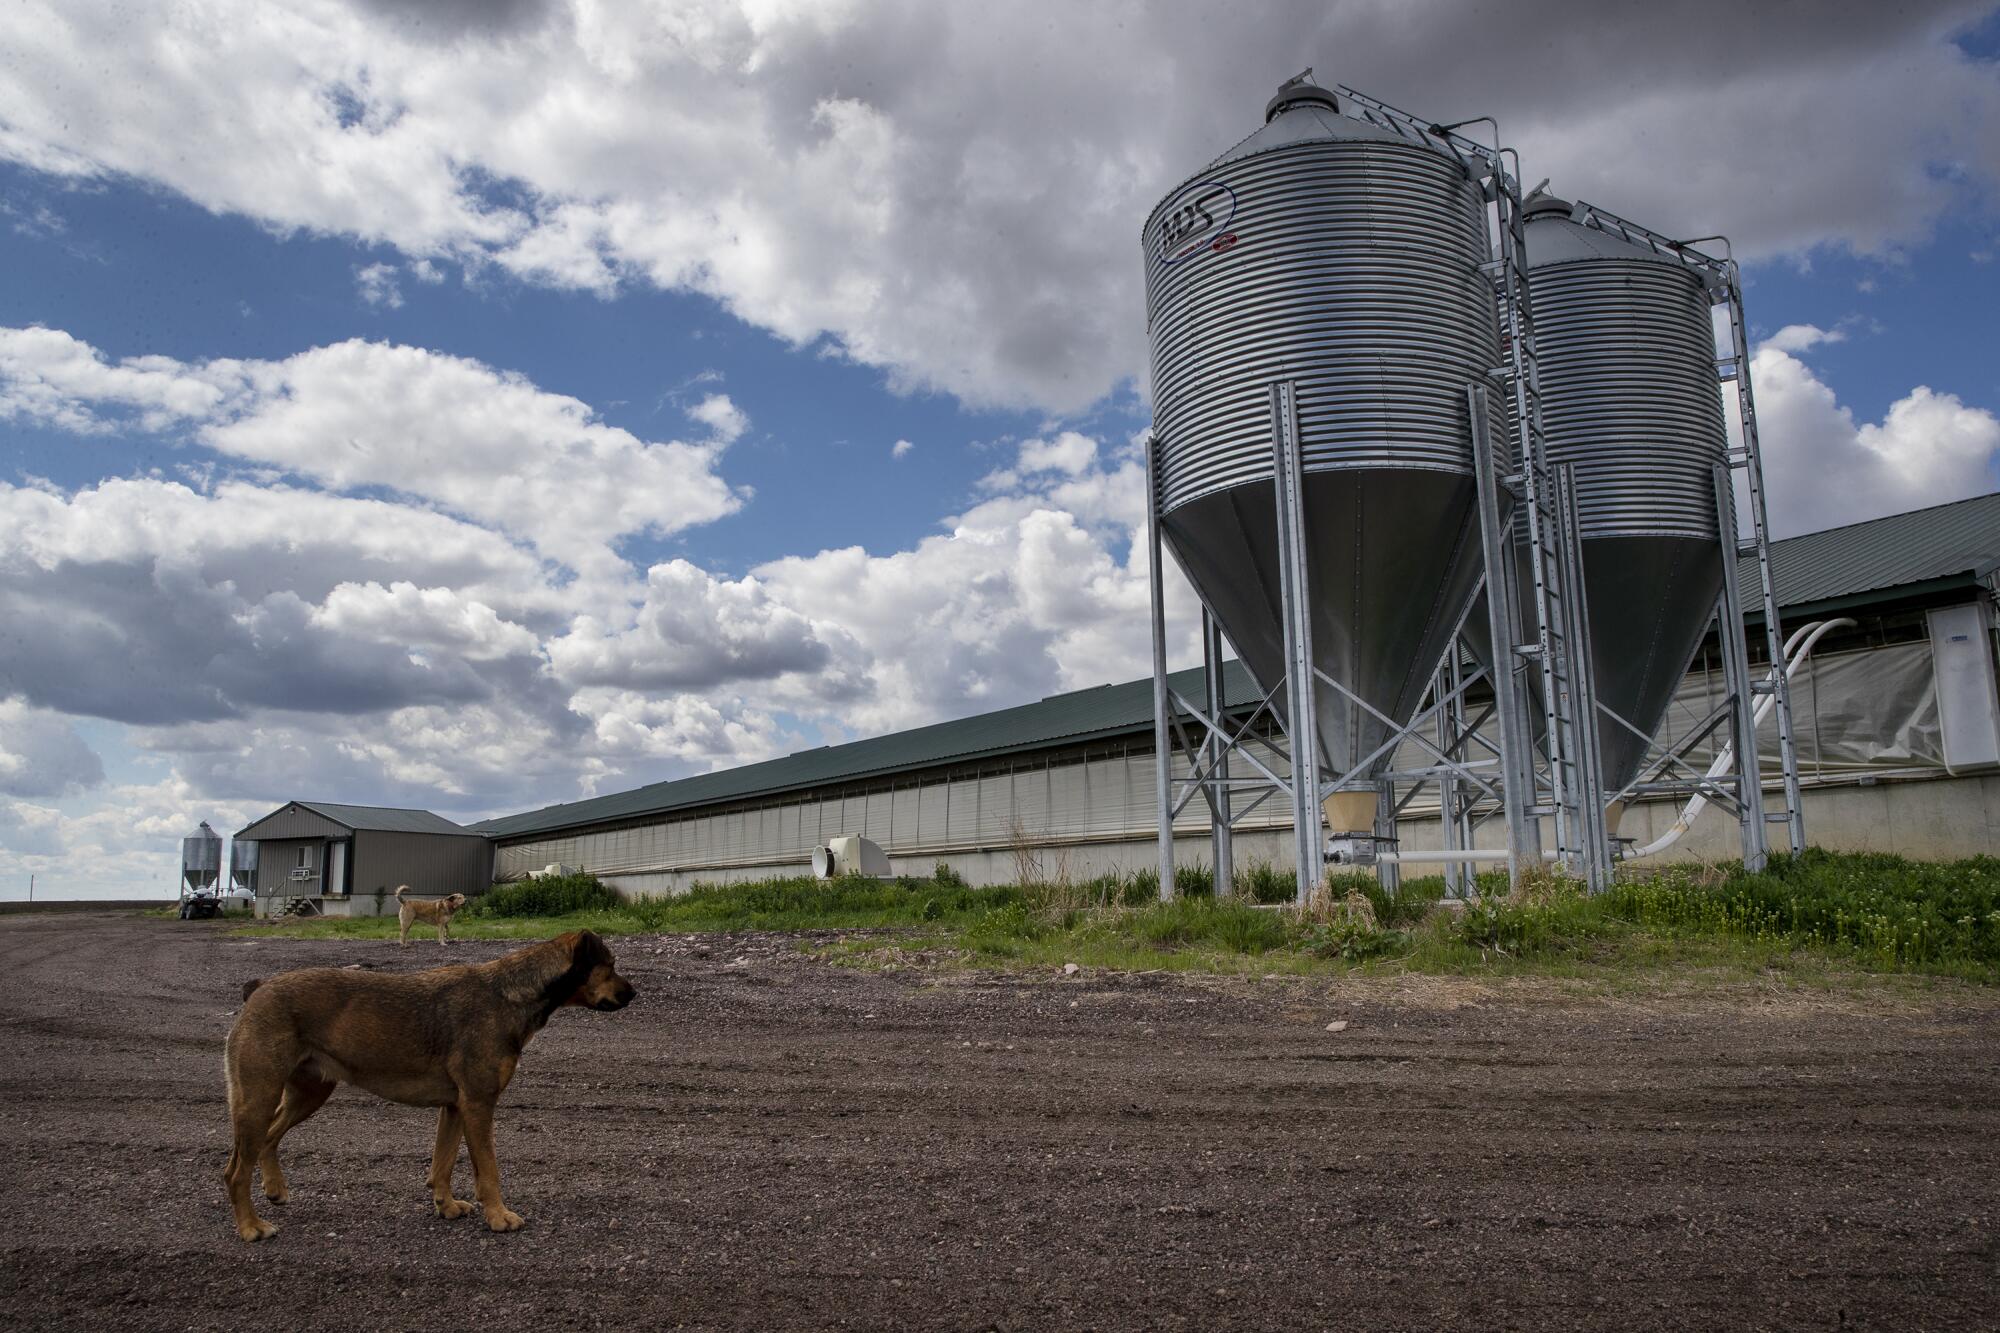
[[326, 840, 349, 896]]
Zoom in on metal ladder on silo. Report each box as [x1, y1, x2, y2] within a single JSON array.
[[1334, 84, 1613, 888], [1490, 177, 1610, 889], [1716, 259, 1806, 858]]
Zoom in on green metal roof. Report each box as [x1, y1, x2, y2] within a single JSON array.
[[473, 661, 1265, 840], [479, 493, 2000, 843], [1744, 491, 2000, 618], [293, 802, 480, 836]]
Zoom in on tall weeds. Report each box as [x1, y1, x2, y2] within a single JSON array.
[[1609, 848, 2000, 967], [464, 850, 2000, 979]]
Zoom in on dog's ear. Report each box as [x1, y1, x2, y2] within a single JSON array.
[[572, 929, 611, 969], [241, 978, 262, 1002], [535, 930, 614, 1021]]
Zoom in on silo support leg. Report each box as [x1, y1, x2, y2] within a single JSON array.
[[1146, 434, 1176, 900], [1468, 384, 1539, 885], [1203, 609, 1234, 897], [1374, 782, 1401, 897], [1270, 381, 1322, 906]]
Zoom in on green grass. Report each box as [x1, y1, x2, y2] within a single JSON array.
[[239, 871, 1030, 942], [1608, 848, 2000, 971], [477, 872, 624, 918], [859, 851, 2000, 984], [235, 851, 2000, 987]]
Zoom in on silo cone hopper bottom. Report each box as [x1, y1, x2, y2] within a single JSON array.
[[1161, 468, 1485, 829], [1463, 534, 1725, 798]]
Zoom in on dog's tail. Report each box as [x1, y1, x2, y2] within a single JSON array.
[[394, 885, 410, 898], [241, 978, 262, 1002]]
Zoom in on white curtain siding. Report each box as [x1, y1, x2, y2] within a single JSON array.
[[493, 640, 1953, 879], [1046, 763, 1089, 838], [1617, 640, 1941, 779], [862, 789, 895, 846], [493, 741, 1222, 877], [890, 785, 920, 846], [1774, 641, 1941, 773], [916, 781, 950, 847], [1371, 640, 1946, 815]]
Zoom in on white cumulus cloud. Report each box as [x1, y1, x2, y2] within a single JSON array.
[[1743, 331, 2000, 536], [0, 774, 265, 899], [755, 438, 1195, 736], [549, 559, 833, 692], [2, 2, 1996, 412], [354, 260, 404, 308], [685, 392, 749, 445], [0, 698, 105, 798], [0, 326, 743, 583], [1760, 323, 1848, 355]]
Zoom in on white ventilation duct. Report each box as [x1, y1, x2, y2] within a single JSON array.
[[1624, 618, 1855, 860], [811, 835, 891, 879]]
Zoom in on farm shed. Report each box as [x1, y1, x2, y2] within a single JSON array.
[[476, 494, 2000, 892], [234, 801, 493, 918]]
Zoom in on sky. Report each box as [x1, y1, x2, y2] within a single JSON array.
[[2, 0, 1999, 899]]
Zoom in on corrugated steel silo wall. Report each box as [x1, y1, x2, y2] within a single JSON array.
[[1144, 102, 1502, 784]]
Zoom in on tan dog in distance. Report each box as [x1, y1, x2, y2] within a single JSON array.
[[396, 885, 466, 946], [222, 930, 635, 1242]]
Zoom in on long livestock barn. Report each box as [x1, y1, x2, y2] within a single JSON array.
[[474, 494, 2000, 893]]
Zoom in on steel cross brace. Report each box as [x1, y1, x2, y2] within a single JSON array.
[[1160, 688, 1296, 804], [1611, 697, 1736, 794], [1307, 661, 1509, 810]]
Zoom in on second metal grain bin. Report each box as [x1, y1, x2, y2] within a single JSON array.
[[1142, 79, 1502, 814], [1519, 192, 1732, 800]]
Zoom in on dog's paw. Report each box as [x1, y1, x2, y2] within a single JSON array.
[[483, 1206, 524, 1232], [433, 1197, 476, 1220], [237, 1216, 279, 1242], [263, 1187, 289, 1205]]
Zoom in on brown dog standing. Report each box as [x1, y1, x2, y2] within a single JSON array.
[[395, 885, 466, 946], [221, 930, 635, 1242]]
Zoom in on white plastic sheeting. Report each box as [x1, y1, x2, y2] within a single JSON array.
[[493, 640, 1954, 879], [1668, 641, 1942, 776]]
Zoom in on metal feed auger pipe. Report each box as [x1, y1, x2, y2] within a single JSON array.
[[1624, 618, 1854, 860]]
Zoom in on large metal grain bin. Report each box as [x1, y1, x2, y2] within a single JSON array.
[[1143, 79, 1501, 814], [228, 837, 260, 895], [1521, 192, 1730, 796], [181, 820, 222, 894]]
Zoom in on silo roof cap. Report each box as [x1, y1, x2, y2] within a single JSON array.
[[1265, 79, 1340, 122], [1524, 194, 1696, 270], [1143, 75, 1464, 239], [1204, 78, 1418, 169]]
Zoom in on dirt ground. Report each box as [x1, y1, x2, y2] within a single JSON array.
[[1, 913, 1997, 1331]]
